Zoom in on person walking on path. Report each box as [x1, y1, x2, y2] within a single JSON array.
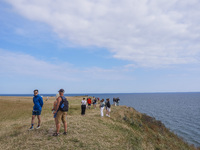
[[81, 98, 87, 115], [106, 98, 111, 117], [53, 89, 69, 136], [100, 99, 105, 117], [29, 89, 43, 130]]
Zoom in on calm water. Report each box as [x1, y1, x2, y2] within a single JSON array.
[[1, 93, 200, 147]]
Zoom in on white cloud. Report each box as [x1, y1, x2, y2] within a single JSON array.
[[6, 0, 200, 67], [0, 49, 77, 80], [0, 49, 130, 81]]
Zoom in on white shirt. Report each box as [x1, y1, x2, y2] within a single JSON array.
[[81, 100, 87, 105]]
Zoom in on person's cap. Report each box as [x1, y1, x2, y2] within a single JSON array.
[[58, 89, 65, 93]]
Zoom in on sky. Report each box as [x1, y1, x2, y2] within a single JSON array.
[[0, 0, 200, 94]]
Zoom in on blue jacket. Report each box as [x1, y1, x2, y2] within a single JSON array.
[[33, 95, 43, 111]]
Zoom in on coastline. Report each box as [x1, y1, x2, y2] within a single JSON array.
[[0, 96, 198, 150]]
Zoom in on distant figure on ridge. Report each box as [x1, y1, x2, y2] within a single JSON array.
[[92, 96, 97, 109], [97, 97, 100, 104], [87, 97, 92, 109], [46, 96, 49, 101], [105, 98, 111, 117], [113, 97, 116, 106], [53, 89, 69, 136], [81, 98, 87, 115], [29, 89, 43, 130], [116, 97, 120, 106]]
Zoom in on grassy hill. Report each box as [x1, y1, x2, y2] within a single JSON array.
[[0, 96, 198, 150]]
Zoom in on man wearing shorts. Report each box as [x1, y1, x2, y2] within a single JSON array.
[[53, 89, 68, 136], [29, 89, 43, 130]]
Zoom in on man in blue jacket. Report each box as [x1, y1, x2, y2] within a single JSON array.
[[29, 89, 43, 130]]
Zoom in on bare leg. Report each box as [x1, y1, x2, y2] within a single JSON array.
[[37, 115, 41, 125], [56, 123, 61, 133], [31, 115, 36, 125], [64, 122, 67, 132]]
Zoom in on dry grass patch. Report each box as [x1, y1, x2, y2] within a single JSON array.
[[0, 96, 198, 150]]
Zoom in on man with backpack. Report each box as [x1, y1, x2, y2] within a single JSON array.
[[53, 89, 69, 136]]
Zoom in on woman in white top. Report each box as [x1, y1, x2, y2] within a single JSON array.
[[81, 98, 87, 115], [99, 99, 105, 117]]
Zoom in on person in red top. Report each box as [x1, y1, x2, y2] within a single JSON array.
[[87, 97, 92, 109]]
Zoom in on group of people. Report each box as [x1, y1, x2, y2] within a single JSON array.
[[29, 89, 120, 136], [100, 98, 111, 117], [81, 97, 113, 117], [113, 97, 120, 106], [85, 96, 100, 109]]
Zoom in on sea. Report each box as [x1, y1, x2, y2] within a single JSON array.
[[1, 92, 199, 147]]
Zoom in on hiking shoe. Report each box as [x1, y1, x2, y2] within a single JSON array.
[[36, 125, 40, 129], [29, 126, 34, 130], [63, 132, 67, 135], [53, 133, 60, 136]]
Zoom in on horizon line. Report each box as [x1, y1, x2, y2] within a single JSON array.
[[0, 91, 200, 95]]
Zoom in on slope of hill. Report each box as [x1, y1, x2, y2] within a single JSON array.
[[0, 96, 198, 150]]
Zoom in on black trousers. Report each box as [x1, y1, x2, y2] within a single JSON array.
[[81, 105, 86, 115]]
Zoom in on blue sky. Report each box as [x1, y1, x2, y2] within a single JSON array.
[[0, 0, 200, 94]]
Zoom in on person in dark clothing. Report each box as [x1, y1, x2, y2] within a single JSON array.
[[81, 98, 87, 115], [106, 98, 111, 117], [92, 96, 97, 109], [113, 97, 116, 106], [116, 97, 120, 106], [105, 99, 108, 110]]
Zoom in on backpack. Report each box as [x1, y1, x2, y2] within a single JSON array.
[[59, 96, 69, 112]]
